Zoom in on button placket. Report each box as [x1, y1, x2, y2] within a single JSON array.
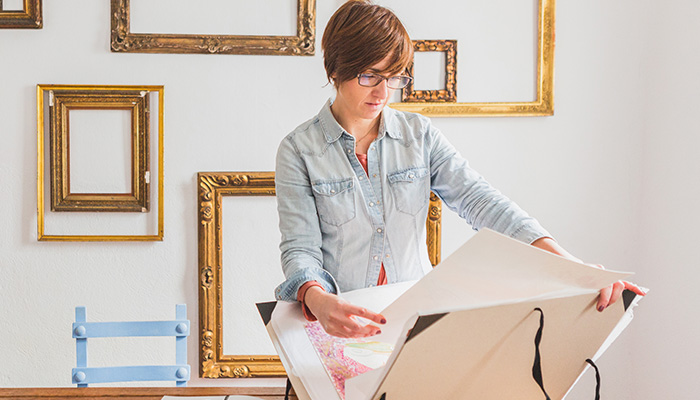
[[343, 136, 387, 287]]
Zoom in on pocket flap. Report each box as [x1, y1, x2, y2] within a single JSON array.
[[311, 178, 354, 196], [388, 167, 429, 184]]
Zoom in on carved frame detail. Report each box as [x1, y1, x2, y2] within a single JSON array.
[[110, 0, 315, 55], [49, 89, 150, 212], [402, 40, 457, 103], [0, 0, 42, 29], [198, 172, 442, 378], [391, 0, 555, 117]]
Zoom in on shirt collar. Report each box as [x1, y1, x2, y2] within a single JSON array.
[[319, 99, 403, 143]]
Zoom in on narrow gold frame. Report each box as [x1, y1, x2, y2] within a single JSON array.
[[0, 0, 42, 29], [49, 90, 150, 212], [402, 40, 457, 103], [390, 0, 555, 117], [198, 172, 442, 378], [37, 85, 164, 242], [110, 0, 315, 55]]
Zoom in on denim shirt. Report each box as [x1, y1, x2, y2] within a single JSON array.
[[274, 100, 551, 301]]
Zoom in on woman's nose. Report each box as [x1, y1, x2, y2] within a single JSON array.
[[372, 80, 390, 98]]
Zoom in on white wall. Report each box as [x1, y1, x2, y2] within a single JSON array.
[[0, 0, 693, 398]]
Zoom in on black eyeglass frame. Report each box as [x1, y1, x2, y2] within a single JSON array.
[[356, 72, 413, 89]]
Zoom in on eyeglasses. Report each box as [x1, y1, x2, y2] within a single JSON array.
[[357, 73, 413, 89]]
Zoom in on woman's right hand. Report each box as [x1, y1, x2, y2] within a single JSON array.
[[304, 286, 386, 338]]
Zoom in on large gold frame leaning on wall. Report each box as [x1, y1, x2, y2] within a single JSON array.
[[390, 0, 555, 117], [0, 0, 42, 29], [49, 89, 150, 212], [198, 172, 442, 378], [110, 0, 315, 55], [37, 85, 164, 241]]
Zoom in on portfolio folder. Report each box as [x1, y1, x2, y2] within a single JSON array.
[[257, 229, 643, 400]]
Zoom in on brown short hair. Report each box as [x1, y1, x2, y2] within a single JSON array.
[[322, 1, 413, 87]]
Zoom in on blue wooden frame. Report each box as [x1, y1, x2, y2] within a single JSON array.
[[72, 304, 190, 387]]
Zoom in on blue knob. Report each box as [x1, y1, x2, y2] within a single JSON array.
[[175, 323, 187, 334], [73, 371, 86, 382], [74, 325, 86, 337], [175, 367, 188, 379]]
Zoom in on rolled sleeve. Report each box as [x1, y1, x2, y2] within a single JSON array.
[[426, 122, 551, 244], [274, 136, 340, 301]]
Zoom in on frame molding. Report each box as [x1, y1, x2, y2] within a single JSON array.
[[199, 172, 282, 378], [49, 89, 150, 212], [0, 0, 42, 29], [37, 85, 164, 242], [391, 0, 555, 117], [198, 172, 442, 378], [402, 40, 457, 103], [110, 0, 315, 55]]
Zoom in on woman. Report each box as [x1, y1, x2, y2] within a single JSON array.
[[274, 0, 644, 338]]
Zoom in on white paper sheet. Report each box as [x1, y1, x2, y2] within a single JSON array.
[[264, 229, 641, 400]]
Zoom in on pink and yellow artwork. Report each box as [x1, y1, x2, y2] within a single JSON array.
[[304, 321, 393, 399]]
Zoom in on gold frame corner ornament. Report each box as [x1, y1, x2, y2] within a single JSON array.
[[390, 0, 555, 117], [197, 172, 442, 378], [37, 84, 165, 242], [0, 0, 42, 29], [110, 0, 316, 56]]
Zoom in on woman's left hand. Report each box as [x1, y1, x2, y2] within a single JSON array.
[[531, 238, 647, 312], [592, 265, 647, 311]]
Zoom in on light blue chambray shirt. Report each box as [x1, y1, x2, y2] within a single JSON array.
[[274, 99, 551, 301]]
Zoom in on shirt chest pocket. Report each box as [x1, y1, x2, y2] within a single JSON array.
[[311, 178, 356, 226], [388, 167, 430, 216]]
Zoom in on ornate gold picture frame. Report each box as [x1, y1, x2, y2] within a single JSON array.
[[391, 0, 555, 117], [402, 40, 457, 103], [37, 85, 164, 242], [110, 0, 315, 55], [198, 172, 442, 378], [0, 0, 42, 28], [49, 89, 150, 212]]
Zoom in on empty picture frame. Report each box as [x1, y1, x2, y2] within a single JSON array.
[[198, 172, 442, 378], [0, 0, 42, 28], [37, 84, 164, 241], [391, 0, 555, 117], [49, 89, 150, 212], [402, 40, 457, 103], [110, 0, 315, 55]]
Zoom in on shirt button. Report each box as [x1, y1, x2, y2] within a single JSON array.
[[369, 202, 374, 207], [373, 256, 379, 261], [377, 228, 382, 233], [359, 176, 364, 180], [368, 284, 375, 287], [371, 147, 375, 151], [330, 189, 335, 193], [409, 174, 415, 179], [347, 149, 352, 153], [386, 254, 391, 258]]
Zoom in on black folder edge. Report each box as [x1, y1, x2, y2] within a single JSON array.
[[622, 289, 637, 311], [256, 301, 277, 326], [405, 312, 448, 343]]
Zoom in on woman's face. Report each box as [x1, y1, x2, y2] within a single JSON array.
[[332, 56, 397, 124]]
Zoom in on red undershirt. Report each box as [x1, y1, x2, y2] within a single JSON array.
[[297, 153, 387, 320]]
